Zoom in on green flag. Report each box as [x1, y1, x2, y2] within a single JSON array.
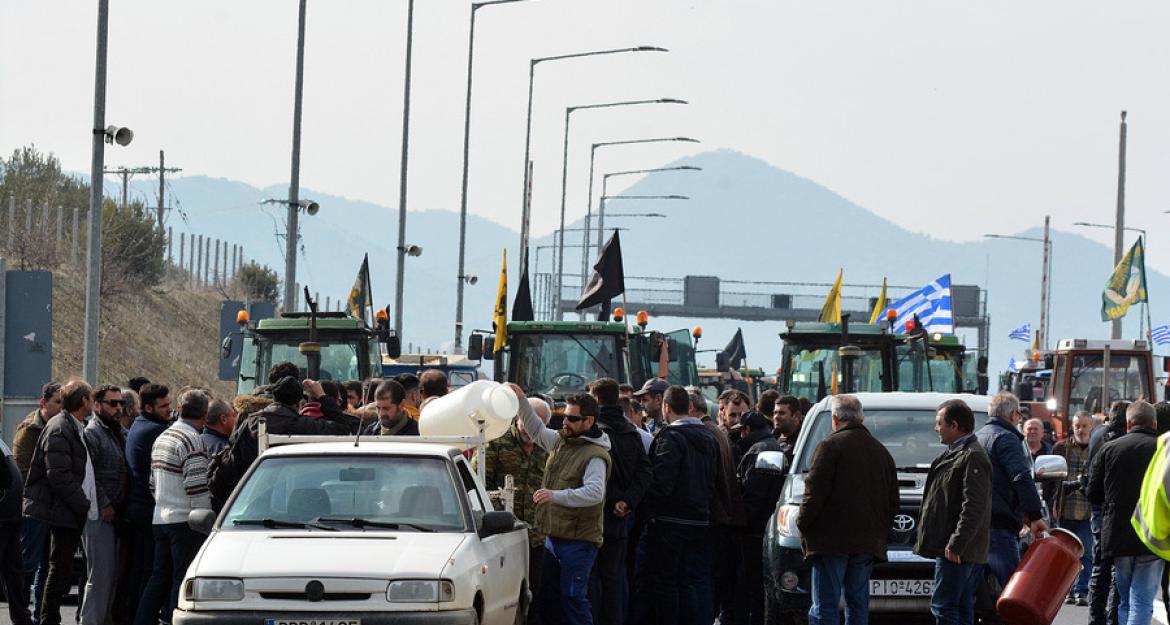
[[1102, 237, 1148, 322]]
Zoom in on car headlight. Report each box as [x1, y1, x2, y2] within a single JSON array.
[[776, 504, 801, 538], [386, 580, 455, 603], [186, 578, 245, 601]]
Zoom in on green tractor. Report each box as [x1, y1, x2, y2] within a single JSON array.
[[778, 316, 985, 403], [467, 318, 699, 404]]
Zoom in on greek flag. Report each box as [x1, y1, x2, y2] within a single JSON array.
[[1152, 324, 1170, 346], [1008, 356, 1018, 372], [1008, 324, 1031, 343], [880, 274, 954, 334]]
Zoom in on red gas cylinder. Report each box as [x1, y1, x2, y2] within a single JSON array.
[[997, 528, 1085, 625]]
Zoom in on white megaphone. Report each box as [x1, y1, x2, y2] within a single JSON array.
[[419, 380, 518, 441]]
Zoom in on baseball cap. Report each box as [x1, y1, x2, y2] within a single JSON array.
[[634, 377, 670, 397]]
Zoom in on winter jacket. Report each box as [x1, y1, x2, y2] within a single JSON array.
[[0, 440, 24, 522], [644, 417, 718, 526], [702, 418, 747, 528], [201, 429, 230, 457], [208, 397, 359, 511], [126, 412, 171, 523], [472, 423, 548, 547], [1087, 427, 1158, 558], [597, 405, 653, 538], [362, 414, 420, 437], [975, 417, 1043, 531], [737, 427, 784, 533], [83, 416, 128, 513], [798, 422, 899, 559], [13, 408, 50, 481], [914, 435, 993, 564], [23, 412, 91, 528]]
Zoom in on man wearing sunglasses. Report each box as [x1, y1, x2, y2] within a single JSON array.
[[511, 384, 611, 625], [81, 385, 127, 625]]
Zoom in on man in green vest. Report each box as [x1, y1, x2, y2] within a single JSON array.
[[511, 384, 611, 625]]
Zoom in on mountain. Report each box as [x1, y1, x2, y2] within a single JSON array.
[[121, 149, 1166, 374]]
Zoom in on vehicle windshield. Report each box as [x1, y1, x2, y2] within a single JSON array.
[[896, 345, 961, 393], [262, 339, 364, 382], [797, 408, 987, 472], [785, 346, 884, 402], [511, 333, 620, 396], [1067, 353, 1151, 415], [222, 455, 466, 532]]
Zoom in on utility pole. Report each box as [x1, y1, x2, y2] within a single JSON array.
[[393, 0, 416, 340], [1112, 110, 1127, 340], [82, 0, 110, 384], [283, 0, 308, 314], [103, 159, 180, 217], [1040, 216, 1050, 351]]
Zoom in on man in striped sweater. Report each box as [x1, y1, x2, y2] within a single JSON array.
[[134, 389, 212, 625]]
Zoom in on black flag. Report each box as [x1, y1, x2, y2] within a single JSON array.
[[575, 230, 625, 311], [721, 328, 747, 371], [512, 253, 534, 322]]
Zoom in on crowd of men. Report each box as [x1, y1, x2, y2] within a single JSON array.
[[0, 364, 450, 625], [3, 365, 1170, 625]]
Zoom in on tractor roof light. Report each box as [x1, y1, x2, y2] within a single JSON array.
[[613, 307, 625, 322], [375, 309, 389, 323], [636, 310, 649, 328], [692, 326, 703, 339], [236, 310, 249, 326], [886, 309, 897, 322]]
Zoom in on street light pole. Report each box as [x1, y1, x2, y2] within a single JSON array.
[[552, 99, 686, 320], [454, 0, 530, 354], [984, 230, 1053, 351], [596, 165, 701, 251], [517, 45, 668, 273], [393, 0, 415, 340], [282, 0, 308, 314], [82, 0, 111, 384], [580, 136, 699, 287], [1113, 110, 1128, 340]]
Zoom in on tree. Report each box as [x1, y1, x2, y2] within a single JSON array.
[[0, 146, 89, 214], [234, 262, 279, 302], [100, 198, 166, 294]]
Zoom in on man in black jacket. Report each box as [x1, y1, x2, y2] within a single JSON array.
[[208, 377, 359, 510], [737, 411, 784, 625], [915, 399, 992, 625], [0, 437, 31, 625], [1087, 400, 1161, 625], [633, 385, 717, 625], [1087, 400, 1129, 625], [587, 378, 651, 625], [23, 380, 100, 625], [363, 379, 419, 436]]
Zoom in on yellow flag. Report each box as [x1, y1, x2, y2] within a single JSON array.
[[493, 250, 508, 352], [868, 278, 888, 325], [818, 269, 843, 324]]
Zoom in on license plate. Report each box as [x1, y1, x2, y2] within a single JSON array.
[[265, 620, 360, 625], [870, 579, 933, 596]]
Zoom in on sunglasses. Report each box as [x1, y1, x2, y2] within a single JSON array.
[[101, 399, 123, 406], [564, 415, 588, 423]]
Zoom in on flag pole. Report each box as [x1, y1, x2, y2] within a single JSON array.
[[364, 253, 374, 325]]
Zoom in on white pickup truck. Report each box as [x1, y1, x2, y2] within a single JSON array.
[[173, 439, 530, 625]]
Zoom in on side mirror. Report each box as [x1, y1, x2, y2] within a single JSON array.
[[188, 508, 217, 535], [716, 352, 730, 373], [479, 510, 516, 539], [386, 334, 402, 359], [1044, 354, 1056, 370], [467, 334, 484, 361], [755, 450, 789, 475], [220, 336, 233, 361], [1033, 454, 1068, 481], [482, 335, 496, 361]]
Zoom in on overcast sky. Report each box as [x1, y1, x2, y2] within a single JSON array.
[[3, 1, 1170, 269]]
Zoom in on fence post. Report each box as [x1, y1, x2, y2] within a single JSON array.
[[71, 208, 79, 264], [41, 202, 50, 231], [189, 234, 196, 287], [24, 199, 32, 235], [167, 227, 173, 267], [178, 233, 185, 278], [203, 237, 210, 287], [5, 196, 12, 249], [195, 235, 203, 288], [55, 207, 63, 244], [213, 239, 221, 287]]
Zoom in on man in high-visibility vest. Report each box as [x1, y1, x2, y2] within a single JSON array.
[[1132, 430, 1170, 559]]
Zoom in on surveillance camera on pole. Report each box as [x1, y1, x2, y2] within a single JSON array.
[[103, 125, 133, 146]]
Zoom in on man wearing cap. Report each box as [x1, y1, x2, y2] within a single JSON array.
[[633, 378, 669, 434], [738, 410, 784, 625]]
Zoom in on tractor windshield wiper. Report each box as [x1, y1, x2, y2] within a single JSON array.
[[232, 518, 338, 531], [567, 334, 612, 376], [317, 517, 436, 532]]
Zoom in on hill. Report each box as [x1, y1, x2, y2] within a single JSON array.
[[119, 149, 1166, 372]]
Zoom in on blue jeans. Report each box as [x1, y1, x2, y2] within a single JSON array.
[[1060, 517, 1094, 596], [808, 553, 873, 625], [19, 517, 47, 625], [541, 537, 599, 625], [133, 523, 203, 625], [1114, 555, 1162, 625], [986, 528, 1020, 589], [931, 559, 980, 625]]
